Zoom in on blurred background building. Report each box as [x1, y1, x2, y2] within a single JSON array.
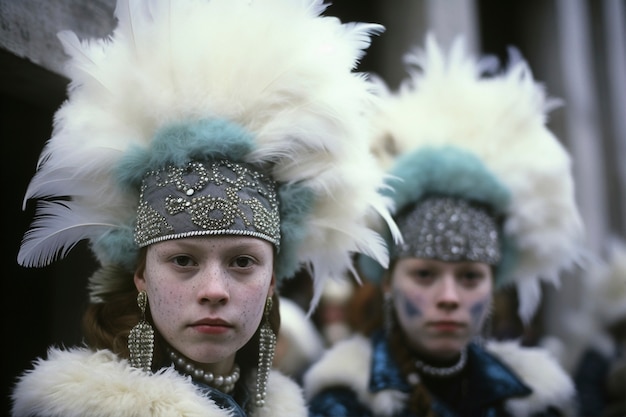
[[2, 0, 624, 414]]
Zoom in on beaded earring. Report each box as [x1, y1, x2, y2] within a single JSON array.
[[128, 290, 155, 372], [384, 291, 394, 337], [475, 297, 494, 347], [255, 296, 276, 407]]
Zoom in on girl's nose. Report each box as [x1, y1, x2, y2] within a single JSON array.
[[436, 275, 460, 310], [197, 265, 230, 305]]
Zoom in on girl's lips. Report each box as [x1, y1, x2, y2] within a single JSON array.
[[192, 318, 231, 326], [190, 318, 232, 334], [428, 321, 463, 331], [193, 324, 229, 334]]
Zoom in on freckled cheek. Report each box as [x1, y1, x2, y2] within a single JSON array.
[[236, 289, 266, 332], [154, 290, 185, 317], [145, 272, 185, 327]]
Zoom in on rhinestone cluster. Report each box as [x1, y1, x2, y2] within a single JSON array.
[[394, 196, 500, 265], [135, 159, 280, 248]]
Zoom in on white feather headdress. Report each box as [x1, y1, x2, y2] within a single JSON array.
[[17, 0, 398, 311], [558, 238, 626, 364], [368, 34, 585, 323], [588, 238, 626, 327]]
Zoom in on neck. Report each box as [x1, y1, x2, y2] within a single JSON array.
[[166, 347, 240, 393]]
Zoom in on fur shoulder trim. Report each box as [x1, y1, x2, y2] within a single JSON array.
[[274, 297, 325, 377], [11, 347, 220, 416], [303, 335, 370, 400], [486, 340, 577, 417], [254, 370, 308, 417], [11, 347, 307, 417], [302, 335, 407, 417]]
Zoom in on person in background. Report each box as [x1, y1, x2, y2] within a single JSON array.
[[570, 238, 626, 417], [9, 0, 396, 416], [273, 297, 326, 383], [303, 34, 585, 417], [315, 276, 358, 347]]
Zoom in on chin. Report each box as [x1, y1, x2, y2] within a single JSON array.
[[423, 338, 467, 358]]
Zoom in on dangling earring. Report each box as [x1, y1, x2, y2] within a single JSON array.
[[255, 296, 276, 408], [475, 297, 494, 347], [128, 290, 154, 373], [384, 291, 394, 337]]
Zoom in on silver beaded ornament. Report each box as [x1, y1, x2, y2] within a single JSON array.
[[255, 297, 277, 407], [128, 291, 155, 372]]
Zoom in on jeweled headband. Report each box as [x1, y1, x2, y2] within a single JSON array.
[[135, 159, 280, 249], [393, 196, 500, 265]]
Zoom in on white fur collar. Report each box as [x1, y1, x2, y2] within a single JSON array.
[[303, 335, 577, 417], [11, 347, 307, 417], [303, 335, 407, 417], [486, 340, 577, 417]]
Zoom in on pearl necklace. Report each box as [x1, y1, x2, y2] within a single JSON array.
[[167, 348, 240, 393], [413, 347, 467, 378]]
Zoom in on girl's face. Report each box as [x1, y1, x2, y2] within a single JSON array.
[[135, 236, 274, 374], [387, 257, 493, 360]]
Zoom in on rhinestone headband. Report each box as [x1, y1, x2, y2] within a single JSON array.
[[394, 196, 500, 265], [134, 159, 280, 248]]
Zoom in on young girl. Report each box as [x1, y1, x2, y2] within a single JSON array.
[[303, 34, 585, 417], [10, 1, 395, 416]]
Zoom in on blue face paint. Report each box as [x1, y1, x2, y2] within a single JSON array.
[[397, 289, 422, 318], [470, 299, 488, 326]]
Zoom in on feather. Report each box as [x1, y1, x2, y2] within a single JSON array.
[[18, 200, 119, 267]]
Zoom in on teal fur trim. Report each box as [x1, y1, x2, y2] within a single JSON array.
[[275, 183, 315, 281], [497, 233, 518, 288], [361, 145, 517, 286], [93, 224, 138, 272], [116, 118, 256, 191], [385, 146, 510, 214]]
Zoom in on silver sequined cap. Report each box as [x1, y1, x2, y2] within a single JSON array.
[[394, 196, 500, 265], [135, 159, 280, 248]]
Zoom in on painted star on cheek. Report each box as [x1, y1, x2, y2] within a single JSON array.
[[400, 292, 422, 318], [470, 299, 488, 326]]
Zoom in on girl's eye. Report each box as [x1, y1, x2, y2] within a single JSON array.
[[409, 268, 435, 282], [460, 270, 484, 285], [232, 256, 254, 268], [172, 255, 194, 267]]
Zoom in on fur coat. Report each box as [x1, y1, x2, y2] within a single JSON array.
[[303, 332, 577, 417], [11, 346, 307, 417]]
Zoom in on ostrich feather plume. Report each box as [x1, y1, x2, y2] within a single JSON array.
[[368, 34, 585, 323], [17, 0, 398, 311], [587, 238, 626, 327]]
